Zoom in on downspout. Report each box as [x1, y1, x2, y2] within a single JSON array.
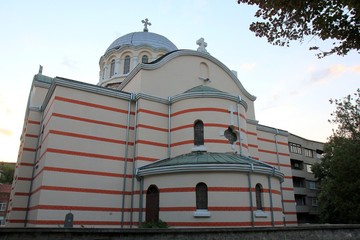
[[24, 107, 43, 227], [237, 96, 242, 156], [138, 176, 144, 225], [167, 97, 171, 159], [129, 95, 139, 228], [275, 128, 286, 226], [121, 94, 133, 228], [268, 174, 275, 226], [248, 164, 254, 227]]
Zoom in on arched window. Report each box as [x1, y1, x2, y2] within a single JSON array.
[[146, 185, 159, 222], [123, 55, 130, 74], [255, 183, 263, 210], [194, 120, 204, 146], [142, 55, 148, 63], [196, 182, 208, 209], [110, 59, 115, 77]]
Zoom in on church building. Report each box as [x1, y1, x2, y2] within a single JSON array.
[[6, 20, 298, 228]]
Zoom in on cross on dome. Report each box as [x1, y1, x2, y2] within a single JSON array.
[[141, 18, 151, 32], [196, 37, 208, 53]]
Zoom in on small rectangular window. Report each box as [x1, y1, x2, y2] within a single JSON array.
[[289, 142, 302, 154], [0, 203, 6, 211], [308, 181, 317, 190], [306, 164, 313, 173], [304, 148, 313, 158]]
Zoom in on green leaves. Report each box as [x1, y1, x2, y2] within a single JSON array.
[[237, 0, 360, 58], [311, 89, 360, 223]]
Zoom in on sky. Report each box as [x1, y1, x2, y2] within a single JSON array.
[[0, 1, 358, 163]]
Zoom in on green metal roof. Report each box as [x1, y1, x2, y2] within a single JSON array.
[[184, 85, 224, 93], [34, 74, 54, 84], [139, 152, 268, 169], [137, 152, 284, 181]]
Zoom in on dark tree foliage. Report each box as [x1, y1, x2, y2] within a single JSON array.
[[312, 89, 360, 223], [237, 0, 360, 58], [0, 162, 15, 184]]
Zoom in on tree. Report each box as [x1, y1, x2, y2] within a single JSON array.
[[237, 0, 360, 58], [312, 89, 360, 223], [0, 162, 15, 184]]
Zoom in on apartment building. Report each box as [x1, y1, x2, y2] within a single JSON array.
[[288, 134, 324, 224]]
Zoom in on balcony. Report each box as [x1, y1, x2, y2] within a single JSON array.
[[296, 205, 310, 213], [294, 187, 308, 195]]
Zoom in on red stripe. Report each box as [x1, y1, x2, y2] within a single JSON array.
[[28, 205, 123, 212], [136, 140, 168, 147], [135, 156, 158, 162], [46, 148, 126, 161], [14, 192, 30, 196], [33, 185, 130, 195], [137, 124, 168, 132], [137, 108, 168, 117], [49, 129, 129, 145], [23, 148, 36, 152], [171, 140, 193, 147], [25, 134, 38, 138], [281, 187, 294, 191], [171, 124, 193, 132], [55, 96, 130, 114], [18, 177, 32, 181], [247, 131, 257, 136], [43, 166, 132, 178], [28, 120, 40, 125], [52, 112, 132, 129], [19, 162, 34, 167], [172, 107, 228, 117]]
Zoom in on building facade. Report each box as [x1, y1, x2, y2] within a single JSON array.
[[0, 183, 12, 226], [288, 134, 324, 224], [5, 24, 321, 228]]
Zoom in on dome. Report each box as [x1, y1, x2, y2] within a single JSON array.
[[105, 31, 178, 55]]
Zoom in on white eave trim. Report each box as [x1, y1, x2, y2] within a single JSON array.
[[118, 50, 256, 101], [137, 163, 284, 181]]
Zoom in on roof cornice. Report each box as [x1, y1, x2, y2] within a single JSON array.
[[137, 163, 284, 182], [118, 50, 256, 101], [41, 77, 132, 111]]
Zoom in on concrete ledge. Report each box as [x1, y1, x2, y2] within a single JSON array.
[[1, 224, 360, 240]]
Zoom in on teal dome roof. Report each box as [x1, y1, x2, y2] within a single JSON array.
[[105, 32, 178, 54]]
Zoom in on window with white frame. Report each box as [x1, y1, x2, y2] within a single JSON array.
[[308, 181, 317, 190], [289, 142, 302, 154], [306, 164, 313, 173], [0, 202, 7, 211], [311, 198, 318, 206], [110, 59, 115, 77], [123, 55, 130, 74], [304, 148, 313, 158]]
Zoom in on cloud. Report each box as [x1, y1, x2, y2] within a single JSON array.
[[310, 64, 360, 84], [239, 63, 256, 71], [62, 56, 77, 69], [0, 128, 13, 136]]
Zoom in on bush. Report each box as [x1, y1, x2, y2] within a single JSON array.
[[139, 219, 169, 228]]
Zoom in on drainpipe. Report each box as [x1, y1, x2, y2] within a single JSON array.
[[129, 96, 139, 228], [138, 176, 144, 225], [167, 97, 171, 159], [275, 128, 286, 226], [237, 96, 242, 156], [268, 174, 275, 226], [24, 108, 43, 227], [247, 168, 254, 227], [121, 95, 133, 228]]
